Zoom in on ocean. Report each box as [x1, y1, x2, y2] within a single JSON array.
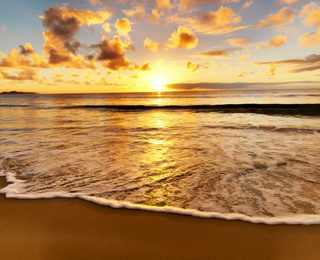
[[1, 89, 320, 224]]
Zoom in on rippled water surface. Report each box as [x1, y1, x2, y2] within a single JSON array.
[[1, 89, 320, 224]]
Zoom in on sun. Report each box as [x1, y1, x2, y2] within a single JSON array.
[[152, 75, 167, 91]]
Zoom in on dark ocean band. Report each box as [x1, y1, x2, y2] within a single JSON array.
[[1, 103, 319, 116], [62, 104, 320, 116]]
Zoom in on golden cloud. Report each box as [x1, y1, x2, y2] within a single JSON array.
[[226, 37, 252, 47], [177, 5, 249, 35], [255, 6, 297, 28], [267, 64, 276, 76], [166, 26, 198, 49], [0, 45, 50, 69], [242, 1, 253, 9], [239, 53, 250, 61], [195, 48, 238, 58], [102, 23, 112, 33], [185, 60, 200, 72], [256, 34, 289, 49], [179, 0, 239, 10], [237, 71, 254, 77], [0, 69, 38, 81], [123, 5, 146, 21], [156, 0, 171, 9], [131, 62, 152, 71], [115, 18, 131, 40], [298, 2, 320, 47], [277, 0, 298, 5], [144, 38, 162, 52]]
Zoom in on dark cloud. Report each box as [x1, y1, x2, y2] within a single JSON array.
[[166, 81, 320, 90], [253, 53, 320, 74], [19, 44, 35, 55], [103, 57, 131, 71], [42, 6, 80, 41], [41, 5, 112, 67], [91, 36, 124, 61], [47, 49, 71, 65], [85, 54, 95, 60], [64, 41, 82, 54]]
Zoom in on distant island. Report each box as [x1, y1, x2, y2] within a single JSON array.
[[0, 91, 37, 95]]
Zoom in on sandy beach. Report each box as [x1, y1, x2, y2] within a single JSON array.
[[1, 177, 320, 260]]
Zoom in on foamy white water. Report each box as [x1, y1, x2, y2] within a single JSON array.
[[1, 89, 320, 224]]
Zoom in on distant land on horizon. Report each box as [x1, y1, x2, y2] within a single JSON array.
[[0, 91, 37, 95]]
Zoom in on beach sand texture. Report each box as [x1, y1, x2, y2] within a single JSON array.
[[1, 177, 320, 260]]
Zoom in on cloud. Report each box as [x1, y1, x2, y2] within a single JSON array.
[[166, 81, 319, 91], [255, 6, 297, 28], [166, 26, 198, 49], [195, 48, 238, 58], [242, 1, 253, 9], [0, 46, 50, 69], [267, 64, 276, 76], [123, 4, 146, 21], [0, 69, 38, 81], [66, 79, 80, 84], [237, 71, 254, 77], [239, 53, 250, 61], [225, 37, 252, 47], [102, 23, 112, 33], [178, 0, 239, 10], [40, 5, 112, 67], [19, 43, 35, 56], [95, 77, 110, 86], [88, 0, 102, 5], [144, 38, 162, 52], [115, 18, 131, 40], [298, 2, 320, 47], [178, 6, 250, 35], [155, 0, 171, 9], [131, 62, 152, 71], [253, 53, 320, 74], [91, 35, 151, 72], [90, 36, 132, 71], [130, 74, 139, 78], [52, 69, 65, 79], [186, 60, 200, 71], [277, 0, 298, 5], [256, 34, 289, 49]]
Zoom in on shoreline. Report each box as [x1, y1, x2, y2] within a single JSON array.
[[1, 177, 320, 260]]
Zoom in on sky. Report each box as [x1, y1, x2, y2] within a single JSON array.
[[1, 0, 320, 93]]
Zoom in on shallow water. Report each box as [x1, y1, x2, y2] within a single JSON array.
[[1, 89, 320, 224]]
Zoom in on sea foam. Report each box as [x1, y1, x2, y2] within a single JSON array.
[[2, 168, 320, 225]]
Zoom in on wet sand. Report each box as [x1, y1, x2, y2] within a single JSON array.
[[1, 176, 320, 260]]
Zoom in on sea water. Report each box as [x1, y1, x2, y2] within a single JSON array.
[[1, 89, 320, 224]]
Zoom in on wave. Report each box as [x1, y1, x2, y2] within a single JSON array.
[[61, 104, 320, 116], [1, 171, 320, 225]]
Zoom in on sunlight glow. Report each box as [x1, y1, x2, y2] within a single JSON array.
[[152, 75, 167, 92]]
